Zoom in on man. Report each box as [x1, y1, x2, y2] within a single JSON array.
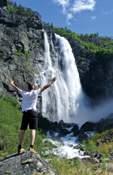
[[10, 77, 56, 154]]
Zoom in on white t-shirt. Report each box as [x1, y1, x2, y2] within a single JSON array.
[[19, 89, 41, 112]]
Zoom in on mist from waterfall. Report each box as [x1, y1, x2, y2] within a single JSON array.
[[36, 31, 113, 126]]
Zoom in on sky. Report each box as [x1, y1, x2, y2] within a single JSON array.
[[11, 0, 113, 37]]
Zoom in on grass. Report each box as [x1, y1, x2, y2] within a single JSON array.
[[82, 130, 113, 157], [0, 95, 48, 156], [0, 96, 21, 155], [0, 95, 113, 175], [48, 156, 110, 175]]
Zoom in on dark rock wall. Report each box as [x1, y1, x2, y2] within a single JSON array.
[[68, 37, 113, 100], [0, 8, 44, 95]]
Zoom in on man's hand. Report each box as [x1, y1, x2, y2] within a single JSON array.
[[10, 80, 15, 86], [50, 77, 56, 84], [40, 77, 56, 92], [10, 80, 22, 93]]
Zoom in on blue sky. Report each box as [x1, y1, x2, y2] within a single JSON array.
[[12, 0, 113, 37]]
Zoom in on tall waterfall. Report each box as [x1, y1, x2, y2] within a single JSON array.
[[38, 31, 84, 123], [36, 31, 113, 126]]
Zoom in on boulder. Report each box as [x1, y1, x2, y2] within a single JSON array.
[[0, 151, 57, 175], [80, 121, 97, 132]]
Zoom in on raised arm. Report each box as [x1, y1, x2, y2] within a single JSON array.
[[10, 80, 23, 94], [40, 77, 56, 93]]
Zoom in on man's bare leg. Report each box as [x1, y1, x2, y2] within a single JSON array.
[[19, 130, 25, 145], [30, 129, 36, 153], [18, 130, 25, 154], [30, 129, 36, 146]]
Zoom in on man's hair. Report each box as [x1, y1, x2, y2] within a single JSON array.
[[27, 82, 33, 91]]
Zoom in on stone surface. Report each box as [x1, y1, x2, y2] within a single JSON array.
[[0, 5, 44, 96], [0, 151, 57, 175]]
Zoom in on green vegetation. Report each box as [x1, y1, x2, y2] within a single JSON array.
[[52, 26, 113, 53], [49, 157, 108, 175], [0, 96, 21, 156], [83, 129, 113, 157], [7, 1, 34, 16], [15, 50, 31, 59], [1, 96, 113, 174]]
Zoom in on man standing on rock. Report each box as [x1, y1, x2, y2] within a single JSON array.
[[10, 77, 56, 154]]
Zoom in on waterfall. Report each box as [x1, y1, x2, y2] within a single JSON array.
[[37, 32, 84, 123], [35, 31, 113, 126], [54, 34, 83, 117]]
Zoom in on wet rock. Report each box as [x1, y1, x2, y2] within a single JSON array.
[[82, 157, 100, 164], [71, 124, 79, 136], [96, 115, 113, 132], [38, 117, 52, 132], [83, 152, 102, 164], [38, 117, 80, 136], [80, 122, 97, 132]]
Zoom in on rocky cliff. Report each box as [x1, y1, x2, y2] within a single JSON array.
[[0, 3, 44, 95], [1, 2, 113, 101]]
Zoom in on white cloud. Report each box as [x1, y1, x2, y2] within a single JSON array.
[[54, 0, 69, 7], [54, 0, 70, 13], [67, 13, 73, 20], [70, 0, 96, 14], [53, 0, 96, 21]]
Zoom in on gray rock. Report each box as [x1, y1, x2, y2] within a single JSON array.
[[0, 5, 44, 95], [0, 151, 57, 175]]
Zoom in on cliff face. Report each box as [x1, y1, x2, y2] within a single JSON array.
[[1, 2, 113, 102], [63, 36, 113, 101], [0, 5, 44, 94]]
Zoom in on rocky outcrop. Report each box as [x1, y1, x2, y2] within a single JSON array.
[[79, 114, 113, 133], [0, 6, 44, 95], [38, 116, 79, 136], [0, 151, 57, 175]]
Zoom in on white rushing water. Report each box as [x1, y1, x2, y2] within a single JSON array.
[[35, 31, 113, 127], [43, 132, 90, 159], [39, 32, 84, 123]]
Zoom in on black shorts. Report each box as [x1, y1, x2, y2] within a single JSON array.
[[20, 110, 38, 130]]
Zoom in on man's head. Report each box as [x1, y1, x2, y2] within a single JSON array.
[[27, 82, 40, 91], [27, 82, 35, 91]]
